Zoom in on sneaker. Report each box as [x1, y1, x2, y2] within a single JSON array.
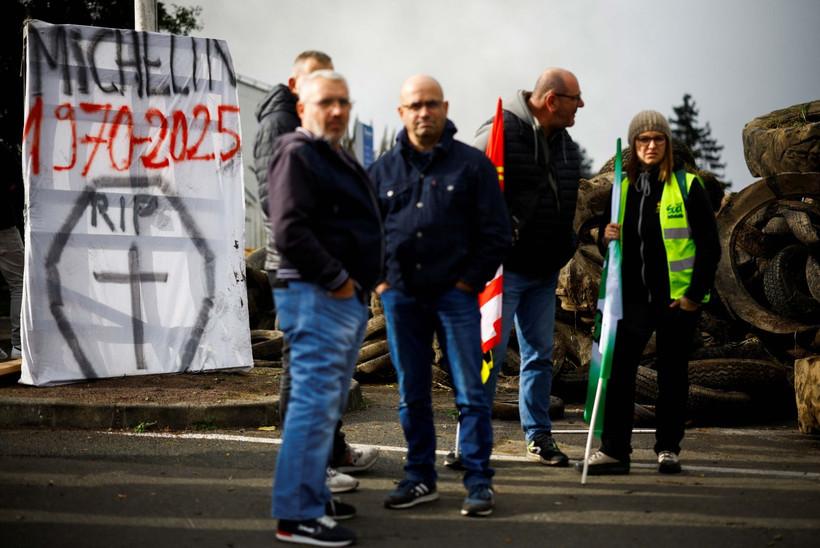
[[658, 451, 682, 474], [384, 479, 439, 509], [10, 347, 21, 359], [326, 467, 358, 494], [574, 450, 630, 475], [0, 348, 7, 361], [526, 433, 569, 467], [336, 444, 379, 474], [461, 484, 494, 517], [276, 515, 355, 546], [443, 450, 465, 470], [325, 497, 356, 521]]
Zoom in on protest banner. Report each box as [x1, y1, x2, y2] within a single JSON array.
[[20, 20, 252, 385]]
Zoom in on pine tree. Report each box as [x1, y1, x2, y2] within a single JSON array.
[[669, 94, 729, 188]]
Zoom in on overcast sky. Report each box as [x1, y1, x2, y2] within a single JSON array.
[[177, 0, 820, 189]]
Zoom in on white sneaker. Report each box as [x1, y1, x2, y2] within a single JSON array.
[[658, 451, 681, 474], [10, 347, 21, 359], [326, 467, 358, 494], [337, 445, 379, 474]]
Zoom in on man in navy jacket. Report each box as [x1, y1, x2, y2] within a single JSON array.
[[269, 70, 383, 547], [369, 75, 511, 517]]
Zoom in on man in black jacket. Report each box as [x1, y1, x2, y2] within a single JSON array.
[[252, 51, 379, 486], [370, 75, 510, 517], [269, 71, 383, 547], [473, 67, 584, 467]]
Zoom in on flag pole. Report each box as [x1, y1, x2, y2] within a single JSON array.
[[581, 376, 605, 484]]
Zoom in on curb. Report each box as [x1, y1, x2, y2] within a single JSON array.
[[0, 379, 364, 430]]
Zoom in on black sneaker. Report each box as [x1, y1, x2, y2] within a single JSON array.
[[443, 450, 465, 470], [574, 450, 630, 475], [657, 451, 682, 474], [461, 484, 494, 517], [384, 479, 439, 509], [325, 497, 356, 520], [276, 515, 355, 546], [526, 433, 569, 467]]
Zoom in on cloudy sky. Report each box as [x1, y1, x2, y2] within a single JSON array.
[[177, 0, 819, 189]]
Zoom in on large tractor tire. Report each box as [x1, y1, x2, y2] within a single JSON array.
[[742, 101, 820, 177]]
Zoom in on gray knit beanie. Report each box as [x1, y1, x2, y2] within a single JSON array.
[[628, 110, 672, 145]]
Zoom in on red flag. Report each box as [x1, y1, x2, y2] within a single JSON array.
[[479, 98, 504, 382]]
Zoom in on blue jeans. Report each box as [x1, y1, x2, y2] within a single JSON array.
[[381, 287, 493, 489], [484, 270, 558, 441], [271, 281, 368, 521]]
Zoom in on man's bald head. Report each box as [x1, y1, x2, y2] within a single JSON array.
[[532, 68, 576, 100], [399, 74, 444, 104], [528, 67, 584, 134], [397, 74, 449, 152]]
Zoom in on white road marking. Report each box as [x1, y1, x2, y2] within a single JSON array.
[[107, 431, 820, 479]]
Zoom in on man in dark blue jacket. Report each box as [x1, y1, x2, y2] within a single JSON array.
[[269, 70, 383, 547], [369, 75, 511, 517]]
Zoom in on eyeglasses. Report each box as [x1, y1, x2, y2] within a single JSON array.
[[309, 97, 353, 110], [401, 100, 444, 112], [635, 135, 667, 146], [554, 92, 583, 103]]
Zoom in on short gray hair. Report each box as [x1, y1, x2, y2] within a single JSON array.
[[297, 70, 348, 99]]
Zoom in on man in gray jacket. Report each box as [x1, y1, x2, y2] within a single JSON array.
[[468, 68, 584, 468]]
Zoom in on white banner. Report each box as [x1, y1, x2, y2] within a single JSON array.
[[20, 20, 252, 385]]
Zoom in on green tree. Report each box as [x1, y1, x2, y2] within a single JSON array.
[[669, 93, 729, 188], [158, 3, 203, 35]]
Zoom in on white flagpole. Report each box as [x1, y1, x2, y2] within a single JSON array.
[[581, 376, 606, 484], [454, 419, 461, 458]]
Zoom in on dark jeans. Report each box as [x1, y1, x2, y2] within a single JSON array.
[[601, 300, 700, 460], [270, 276, 348, 467], [381, 287, 494, 489]]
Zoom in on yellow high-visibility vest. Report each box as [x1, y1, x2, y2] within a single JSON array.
[[617, 171, 709, 303]]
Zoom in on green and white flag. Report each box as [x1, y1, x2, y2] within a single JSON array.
[[581, 139, 624, 482]]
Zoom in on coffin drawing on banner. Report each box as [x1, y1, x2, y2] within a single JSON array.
[[20, 20, 253, 385]]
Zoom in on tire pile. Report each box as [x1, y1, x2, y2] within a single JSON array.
[[243, 101, 819, 429]]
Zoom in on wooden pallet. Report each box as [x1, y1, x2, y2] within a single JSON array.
[[0, 360, 22, 377]]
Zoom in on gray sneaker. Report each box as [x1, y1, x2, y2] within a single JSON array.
[[0, 348, 7, 361], [326, 467, 358, 494], [575, 450, 630, 475], [461, 484, 494, 517]]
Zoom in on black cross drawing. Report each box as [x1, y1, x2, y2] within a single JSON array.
[[93, 243, 168, 370]]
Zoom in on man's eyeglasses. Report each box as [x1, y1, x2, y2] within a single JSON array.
[[310, 98, 353, 110], [401, 100, 444, 112], [635, 135, 667, 146], [553, 92, 583, 103]]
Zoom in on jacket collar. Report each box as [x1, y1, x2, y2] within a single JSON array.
[[396, 119, 458, 158]]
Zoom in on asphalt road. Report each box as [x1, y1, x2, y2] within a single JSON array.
[[2, 385, 820, 548]]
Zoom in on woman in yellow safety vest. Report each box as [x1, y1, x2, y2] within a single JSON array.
[[577, 110, 721, 476]]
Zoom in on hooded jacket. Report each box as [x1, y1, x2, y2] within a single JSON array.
[[252, 84, 300, 271], [475, 90, 581, 278]]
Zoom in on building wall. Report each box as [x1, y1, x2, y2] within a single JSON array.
[[236, 74, 271, 251]]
